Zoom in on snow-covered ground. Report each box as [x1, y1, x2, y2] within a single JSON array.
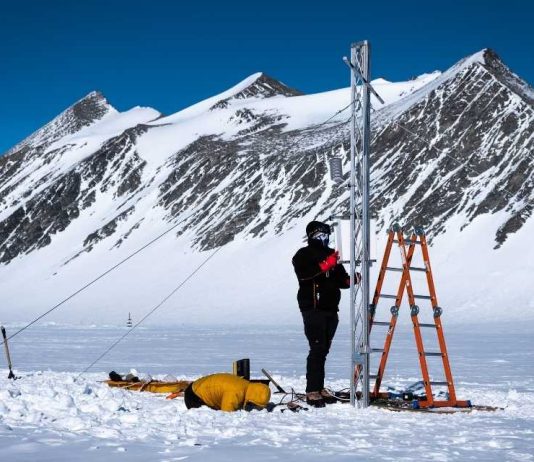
[[1, 323, 533, 461]]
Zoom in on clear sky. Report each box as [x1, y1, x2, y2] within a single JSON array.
[[1, 0, 532, 153]]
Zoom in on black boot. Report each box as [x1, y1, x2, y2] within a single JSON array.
[[306, 391, 326, 408]]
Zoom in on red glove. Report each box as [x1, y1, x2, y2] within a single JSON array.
[[319, 251, 339, 272]]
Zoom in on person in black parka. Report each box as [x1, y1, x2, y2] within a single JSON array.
[[292, 220, 359, 407]]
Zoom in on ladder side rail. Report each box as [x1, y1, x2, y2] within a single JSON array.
[[402, 233, 435, 406], [370, 229, 396, 323], [372, 228, 416, 397], [419, 233, 458, 403]]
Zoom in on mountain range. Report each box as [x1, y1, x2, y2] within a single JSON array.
[[0, 48, 532, 327]]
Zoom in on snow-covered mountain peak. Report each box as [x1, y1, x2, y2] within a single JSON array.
[[377, 48, 533, 122], [3, 90, 116, 158], [209, 73, 302, 110], [53, 89, 117, 128], [154, 72, 301, 125], [439, 48, 529, 91], [455, 48, 487, 69], [479, 49, 534, 105], [231, 72, 303, 99], [74, 90, 114, 110], [425, 48, 534, 109]]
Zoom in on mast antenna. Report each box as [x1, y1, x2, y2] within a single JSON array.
[[344, 41, 383, 408]]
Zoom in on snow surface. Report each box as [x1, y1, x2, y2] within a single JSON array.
[[0, 324, 533, 461]]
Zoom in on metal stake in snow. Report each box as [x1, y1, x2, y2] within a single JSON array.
[[344, 41, 383, 408], [1, 326, 16, 379]]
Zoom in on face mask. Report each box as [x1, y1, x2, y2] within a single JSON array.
[[312, 232, 330, 247]]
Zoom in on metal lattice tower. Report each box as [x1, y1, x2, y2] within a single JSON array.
[[346, 41, 372, 408]]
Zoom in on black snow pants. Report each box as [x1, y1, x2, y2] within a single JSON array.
[[184, 383, 206, 409], [302, 310, 339, 393]]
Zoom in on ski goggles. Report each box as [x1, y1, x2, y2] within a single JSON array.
[[311, 231, 329, 241], [311, 231, 330, 246]]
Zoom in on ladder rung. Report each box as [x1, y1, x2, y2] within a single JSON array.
[[385, 266, 427, 272], [429, 381, 449, 386], [369, 374, 378, 379], [371, 348, 385, 353], [393, 239, 421, 245], [379, 294, 397, 299], [418, 323, 436, 328], [424, 352, 443, 357], [414, 295, 432, 300], [372, 321, 390, 326]]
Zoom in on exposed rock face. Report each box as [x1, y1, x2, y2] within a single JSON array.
[[0, 49, 532, 268], [369, 49, 534, 246], [0, 170, 81, 263]]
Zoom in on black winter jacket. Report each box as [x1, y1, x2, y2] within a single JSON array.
[[292, 241, 350, 312]]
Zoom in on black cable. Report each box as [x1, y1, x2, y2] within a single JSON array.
[[306, 101, 353, 131], [7, 214, 191, 341], [76, 245, 222, 379], [284, 104, 352, 156]]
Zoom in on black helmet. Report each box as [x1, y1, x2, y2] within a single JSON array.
[[306, 221, 331, 239]]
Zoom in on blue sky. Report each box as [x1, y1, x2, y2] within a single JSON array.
[[1, 0, 532, 153]]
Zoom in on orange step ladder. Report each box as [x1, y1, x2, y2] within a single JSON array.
[[359, 224, 470, 409]]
